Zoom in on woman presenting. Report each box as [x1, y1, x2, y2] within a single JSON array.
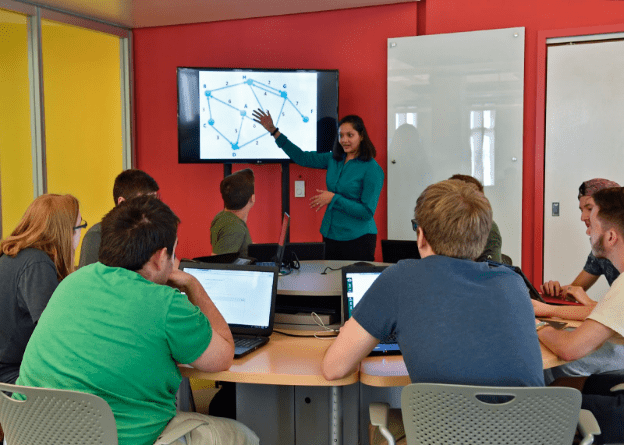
[[252, 109, 384, 261]]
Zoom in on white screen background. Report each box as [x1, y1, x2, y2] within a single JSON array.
[[186, 268, 274, 328]]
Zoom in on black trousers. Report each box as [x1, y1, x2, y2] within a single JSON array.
[[323, 233, 377, 261], [581, 371, 624, 444]]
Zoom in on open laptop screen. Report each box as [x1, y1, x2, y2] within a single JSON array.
[[343, 266, 387, 319], [182, 264, 276, 330]]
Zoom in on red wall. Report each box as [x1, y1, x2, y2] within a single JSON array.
[[133, 4, 418, 261], [133, 0, 624, 280]]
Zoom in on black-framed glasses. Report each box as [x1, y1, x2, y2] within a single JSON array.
[[411, 219, 418, 232], [74, 220, 88, 231]]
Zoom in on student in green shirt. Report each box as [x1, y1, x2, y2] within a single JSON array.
[[253, 110, 384, 261]]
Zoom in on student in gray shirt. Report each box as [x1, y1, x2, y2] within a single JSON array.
[[79, 169, 159, 268]]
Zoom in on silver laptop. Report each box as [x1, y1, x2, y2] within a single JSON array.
[[180, 261, 278, 358], [342, 265, 400, 356]]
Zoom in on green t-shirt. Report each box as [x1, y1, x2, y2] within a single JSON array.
[[210, 210, 252, 256], [17, 262, 212, 445]]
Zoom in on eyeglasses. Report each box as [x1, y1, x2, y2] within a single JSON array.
[[74, 220, 88, 231], [411, 219, 418, 232]]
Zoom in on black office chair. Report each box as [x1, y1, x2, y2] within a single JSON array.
[[381, 240, 420, 263]]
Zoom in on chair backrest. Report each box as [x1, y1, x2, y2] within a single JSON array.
[[401, 383, 581, 445], [0, 382, 117, 445], [381, 240, 420, 263]]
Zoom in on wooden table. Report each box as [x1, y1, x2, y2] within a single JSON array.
[[181, 331, 356, 445], [181, 330, 356, 386], [181, 320, 580, 444]]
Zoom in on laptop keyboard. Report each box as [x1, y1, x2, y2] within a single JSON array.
[[234, 337, 265, 348], [380, 332, 397, 345]]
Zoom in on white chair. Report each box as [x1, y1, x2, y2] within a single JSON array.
[[370, 383, 601, 445], [0, 382, 117, 445]]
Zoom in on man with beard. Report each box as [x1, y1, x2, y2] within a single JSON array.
[[534, 187, 624, 444]]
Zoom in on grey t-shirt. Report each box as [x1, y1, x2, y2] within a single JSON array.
[[0, 248, 58, 384], [353, 256, 545, 387], [78, 221, 102, 268], [584, 252, 620, 286]]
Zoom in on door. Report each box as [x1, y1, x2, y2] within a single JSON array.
[[543, 37, 624, 299]]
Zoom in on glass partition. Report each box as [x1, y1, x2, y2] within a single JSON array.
[[387, 28, 525, 264], [41, 19, 123, 261], [0, 8, 33, 236]]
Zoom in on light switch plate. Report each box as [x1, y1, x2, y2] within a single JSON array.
[[295, 180, 305, 197]]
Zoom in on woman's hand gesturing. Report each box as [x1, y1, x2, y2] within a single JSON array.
[[252, 109, 276, 133]]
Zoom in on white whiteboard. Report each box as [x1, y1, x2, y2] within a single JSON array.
[[544, 39, 624, 300], [387, 28, 525, 265]]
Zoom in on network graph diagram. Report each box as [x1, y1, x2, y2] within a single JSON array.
[[198, 71, 318, 160]]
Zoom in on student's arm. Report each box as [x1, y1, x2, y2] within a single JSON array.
[[321, 317, 379, 381], [571, 270, 600, 290], [532, 299, 596, 321], [541, 271, 600, 297], [19, 259, 59, 323], [167, 269, 235, 372], [538, 319, 615, 362]]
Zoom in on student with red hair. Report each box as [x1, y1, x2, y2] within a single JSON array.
[[0, 193, 84, 384]]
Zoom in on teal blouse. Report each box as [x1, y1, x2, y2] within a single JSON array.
[[276, 134, 384, 241]]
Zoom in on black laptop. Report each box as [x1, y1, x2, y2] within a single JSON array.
[[341, 265, 400, 356], [180, 261, 279, 358]]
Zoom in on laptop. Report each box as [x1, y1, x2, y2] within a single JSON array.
[[341, 265, 401, 356], [248, 242, 326, 265], [486, 260, 582, 306], [179, 261, 279, 358], [381, 240, 421, 263], [254, 212, 290, 269], [192, 252, 253, 265]]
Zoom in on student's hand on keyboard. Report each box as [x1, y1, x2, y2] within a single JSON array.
[[540, 280, 563, 297], [564, 286, 597, 307]]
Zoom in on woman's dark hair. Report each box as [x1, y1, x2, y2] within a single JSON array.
[[99, 195, 180, 271], [332, 115, 376, 162]]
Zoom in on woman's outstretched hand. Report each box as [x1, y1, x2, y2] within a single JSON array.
[[252, 109, 276, 133]]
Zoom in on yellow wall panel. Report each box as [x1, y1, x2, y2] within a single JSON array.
[[0, 11, 34, 236], [42, 20, 122, 262]]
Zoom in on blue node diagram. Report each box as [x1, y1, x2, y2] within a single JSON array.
[[198, 72, 317, 159]]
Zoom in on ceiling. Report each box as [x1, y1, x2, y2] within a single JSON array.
[[10, 0, 416, 29]]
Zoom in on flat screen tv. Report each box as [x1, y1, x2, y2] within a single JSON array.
[[177, 67, 339, 164]]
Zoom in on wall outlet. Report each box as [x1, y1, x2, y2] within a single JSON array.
[[294, 180, 305, 197]]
